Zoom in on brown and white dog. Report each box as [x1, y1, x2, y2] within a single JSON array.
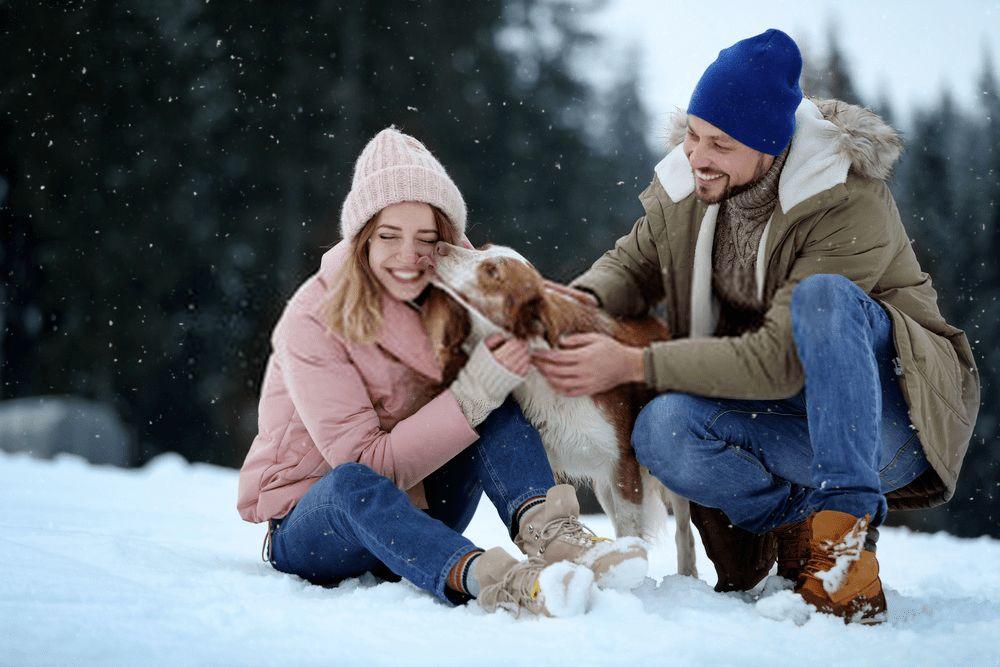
[[422, 242, 697, 577]]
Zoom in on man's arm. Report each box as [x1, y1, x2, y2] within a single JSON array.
[[644, 183, 896, 399], [536, 181, 897, 399], [570, 212, 666, 318]]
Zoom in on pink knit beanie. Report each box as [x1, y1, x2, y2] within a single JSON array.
[[340, 127, 467, 241]]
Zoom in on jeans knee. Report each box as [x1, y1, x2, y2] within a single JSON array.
[[478, 397, 533, 440], [632, 393, 703, 489], [791, 274, 863, 344], [321, 462, 386, 500]]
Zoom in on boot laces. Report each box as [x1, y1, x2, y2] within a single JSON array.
[[491, 556, 547, 616], [803, 516, 869, 579], [534, 516, 601, 554]]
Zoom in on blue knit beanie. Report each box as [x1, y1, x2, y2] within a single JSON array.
[[687, 29, 803, 155]]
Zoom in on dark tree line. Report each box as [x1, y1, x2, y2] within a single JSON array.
[[0, 1, 651, 466], [1, 4, 996, 536]]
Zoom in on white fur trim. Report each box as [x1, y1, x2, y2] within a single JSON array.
[[778, 100, 852, 214], [755, 215, 773, 302], [653, 144, 695, 204], [689, 204, 720, 338], [655, 98, 852, 213]]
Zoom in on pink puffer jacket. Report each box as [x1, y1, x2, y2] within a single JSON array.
[[237, 241, 479, 523]]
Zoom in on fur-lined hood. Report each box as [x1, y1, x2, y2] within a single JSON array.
[[655, 98, 903, 214]]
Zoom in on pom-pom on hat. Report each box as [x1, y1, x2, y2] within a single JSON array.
[[340, 127, 467, 241], [687, 29, 804, 155]]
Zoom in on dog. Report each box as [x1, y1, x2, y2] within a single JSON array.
[[422, 242, 697, 577]]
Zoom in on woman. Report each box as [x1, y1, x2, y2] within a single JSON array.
[[237, 128, 646, 616]]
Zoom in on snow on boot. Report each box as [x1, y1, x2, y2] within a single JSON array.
[[796, 510, 887, 625], [515, 484, 648, 591], [474, 547, 594, 618], [772, 515, 812, 582]]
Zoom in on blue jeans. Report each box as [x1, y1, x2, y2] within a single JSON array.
[[633, 274, 929, 533], [268, 398, 556, 603]]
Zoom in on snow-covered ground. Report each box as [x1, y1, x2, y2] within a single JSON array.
[[3, 451, 999, 665]]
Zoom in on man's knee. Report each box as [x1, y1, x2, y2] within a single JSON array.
[[791, 274, 860, 316], [632, 393, 711, 494], [791, 274, 864, 344]]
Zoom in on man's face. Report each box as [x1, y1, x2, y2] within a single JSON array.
[[683, 115, 774, 204]]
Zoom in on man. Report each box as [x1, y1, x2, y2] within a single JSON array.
[[534, 29, 979, 623]]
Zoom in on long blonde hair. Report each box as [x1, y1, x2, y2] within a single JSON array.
[[325, 206, 458, 343]]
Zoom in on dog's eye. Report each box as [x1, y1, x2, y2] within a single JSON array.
[[483, 263, 500, 280]]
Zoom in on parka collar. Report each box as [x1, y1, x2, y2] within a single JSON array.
[[375, 294, 443, 383], [651, 97, 902, 338], [654, 97, 901, 216]]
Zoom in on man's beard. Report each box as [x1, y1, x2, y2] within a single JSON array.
[[694, 155, 771, 204]]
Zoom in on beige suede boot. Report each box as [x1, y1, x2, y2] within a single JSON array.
[[474, 547, 594, 617], [515, 484, 648, 590]]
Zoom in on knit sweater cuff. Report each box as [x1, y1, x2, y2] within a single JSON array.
[[449, 341, 524, 427]]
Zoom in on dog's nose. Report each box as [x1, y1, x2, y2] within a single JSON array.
[[435, 241, 451, 256], [416, 255, 435, 271]]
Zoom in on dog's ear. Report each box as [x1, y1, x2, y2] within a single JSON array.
[[510, 293, 545, 340], [422, 288, 471, 384], [535, 297, 565, 348]]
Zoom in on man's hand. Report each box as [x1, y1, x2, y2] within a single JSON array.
[[532, 332, 645, 397], [544, 280, 599, 308]]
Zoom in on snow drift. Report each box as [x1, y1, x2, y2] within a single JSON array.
[[2, 451, 998, 665]]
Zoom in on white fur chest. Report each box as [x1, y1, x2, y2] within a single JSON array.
[[513, 370, 620, 481], [462, 317, 620, 481]]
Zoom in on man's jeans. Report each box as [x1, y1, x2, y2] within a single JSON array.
[[633, 274, 929, 533], [268, 398, 555, 603]]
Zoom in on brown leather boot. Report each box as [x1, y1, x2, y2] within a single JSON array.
[[772, 516, 812, 582], [796, 510, 887, 624]]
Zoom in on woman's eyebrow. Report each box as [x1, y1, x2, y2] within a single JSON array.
[[377, 224, 438, 235]]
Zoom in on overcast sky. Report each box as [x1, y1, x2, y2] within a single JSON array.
[[585, 0, 999, 135]]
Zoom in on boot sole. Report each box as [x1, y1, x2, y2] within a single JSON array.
[[848, 581, 888, 625]]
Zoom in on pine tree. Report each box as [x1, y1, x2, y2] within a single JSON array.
[[797, 23, 863, 105]]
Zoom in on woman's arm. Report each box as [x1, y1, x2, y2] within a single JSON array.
[[274, 307, 480, 492], [449, 335, 527, 427]]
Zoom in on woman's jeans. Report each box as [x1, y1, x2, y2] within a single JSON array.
[[633, 274, 929, 533], [268, 398, 555, 603]]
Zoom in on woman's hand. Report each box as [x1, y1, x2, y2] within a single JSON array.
[[449, 333, 529, 427], [485, 333, 531, 377]]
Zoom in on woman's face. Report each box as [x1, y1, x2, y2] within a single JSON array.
[[367, 201, 440, 301]]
